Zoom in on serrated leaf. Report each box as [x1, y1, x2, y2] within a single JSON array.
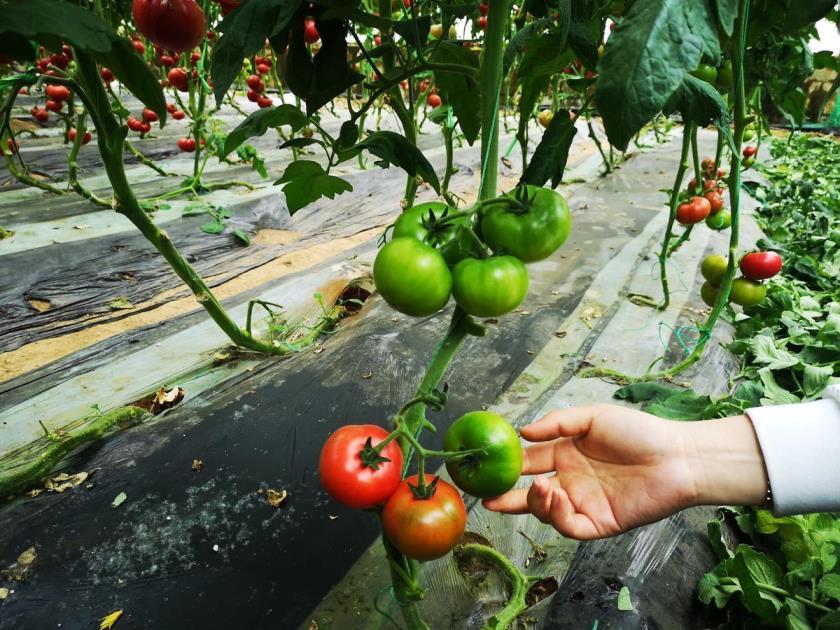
[[803, 364, 833, 398], [715, 0, 738, 36], [222, 105, 308, 157], [342, 131, 440, 192], [275, 160, 352, 214], [518, 33, 575, 77], [662, 74, 731, 132], [521, 110, 578, 188], [818, 574, 840, 603], [749, 335, 801, 370], [595, 0, 720, 150]]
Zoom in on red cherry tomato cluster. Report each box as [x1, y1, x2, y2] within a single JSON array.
[[132, 0, 206, 53], [683, 157, 733, 230], [68, 128, 92, 145], [127, 116, 152, 134], [165, 101, 187, 120], [254, 54, 272, 76], [245, 74, 273, 108], [30, 107, 50, 123]]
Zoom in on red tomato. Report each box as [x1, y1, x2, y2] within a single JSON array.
[[304, 22, 320, 44], [739, 251, 782, 281], [168, 67, 189, 92], [381, 475, 467, 561], [142, 108, 159, 123], [191, 51, 201, 64], [246, 89, 261, 102], [18, 87, 28, 95], [256, 62, 271, 75], [139, 120, 151, 133], [127, 116, 143, 131], [478, 15, 487, 29], [34, 108, 49, 122], [68, 128, 92, 145], [206, 30, 215, 40], [676, 196, 711, 225], [177, 137, 196, 151], [49, 52, 70, 69], [159, 54, 175, 67], [45, 99, 63, 113], [743, 145, 757, 158], [427, 93, 442, 107], [704, 190, 724, 213], [45, 85, 71, 102], [132, 0, 207, 53], [172, 109, 186, 120], [166, 102, 177, 113], [319, 425, 403, 510], [101, 67, 115, 83], [374, 34, 382, 46], [479, 2, 489, 15], [132, 39, 146, 55], [257, 95, 273, 108], [419, 78, 430, 92], [246, 74, 264, 91]]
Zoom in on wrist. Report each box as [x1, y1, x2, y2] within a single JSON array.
[[678, 415, 768, 508]]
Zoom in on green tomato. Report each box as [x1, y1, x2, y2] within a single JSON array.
[[373, 237, 452, 317], [716, 60, 733, 87], [444, 411, 522, 498], [392, 202, 472, 265], [452, 256, 529, 317], [730, 278, 767, 306], [701, 254, 728, 285], [700, 281, 720, 307], [691, 63, 718, 84], [705, 210, 732, 231], [480, 185, 572, 262], [743, 156, 756, 168], [743, 128, 756, 141]]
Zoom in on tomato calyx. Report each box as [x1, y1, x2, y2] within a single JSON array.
[[408, 474, 439, 500], [358, 436, 394, 471]]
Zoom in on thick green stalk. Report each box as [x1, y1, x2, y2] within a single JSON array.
[[478, 0, 510, 200], [67, 111, 110, 207]]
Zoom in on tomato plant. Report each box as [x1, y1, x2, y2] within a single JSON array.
[[319, 425, 403, 510], [381, 475, 467, 561]]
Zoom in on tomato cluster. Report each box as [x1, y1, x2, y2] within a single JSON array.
[[681, 158, 731, 230], [245, 74, 273, 108], [690, 59, 733, 89], [319, 411, 522, 561], [373, 186, 571, 320], [700, 251, 782, 308]]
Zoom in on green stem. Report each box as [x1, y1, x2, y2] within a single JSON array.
[[756, 583, 834, 614], [478, 0, 510, 200], [125, 140, 174, 177], [456, 544, 529, 629], [587, 120, 611, 174], [67, 111, 110, 207], [657, 124, 692, 310]]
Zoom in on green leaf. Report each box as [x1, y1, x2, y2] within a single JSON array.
[[212, 0, 302, 104], [715, 0, 738, 36], [343, 131, 440, 192], [503, 19, 551, 76], [518, 33, 575, 77], [393, 17, 431, 50], [566, 20, 600, 69], [784, 557, 824, 592], [274, 160, 353, 214], [201, 221, 226, 235], [93, 39, 167, 121], [647, 390, 713, 420], [440, 0, 479, 19], [430, 42, 481, 144], [233, 229, 251, 246], [698, 567, 742, 608], [749, 334, 801, 370], [338, 121, 359, 148], [803, 364, 833, 398], [818, 611, 840, 630], [662, 75, 731, 131], [112, 491, 127, 508], [0, 32, 35, 61], [732, 545, 785, 622], [784, 598, 812, 630], [222, 105, 308, 157], [520, 110, 578, 188], [758, 368, 801, 404], [595, 0, 720, 150], [617, 586, 634, 611], [707, 512, 734, 561], [614, 382, 680, 403], [818, 574, 840, 603]]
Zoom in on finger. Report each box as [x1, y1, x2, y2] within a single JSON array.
[[521, 442, 556, 475], [482, 488, 529, 514], [526, 475, 554, 524], [548, 486, 603, 540], [521, 406, 600, 442]]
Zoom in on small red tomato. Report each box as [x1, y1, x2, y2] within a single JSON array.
[[717, 168, 726, 178], [246, 89, 261, 102], [159, 54, 175, 67], [4, 138, 18, 154], [381, 475, 467, 561], [191, 51, 201, 64], [139, 121, 151, 133], [49, 52, 70, 69], [374, 35, 381, 46], [419, 79, 430, 92], [62, 45, 74, 60], [427, 93, 442, 107], [168, 67, 189, 91], [45, 85, 71, 101], [319, 424, 403, 509], [304, 22, 320, 44], [478, 15, 487, 29], [246, 74, 263, 91], [34, 108, 49, 122], [479, 2, 489, 15], [172, 109, 186, 120], [743, 145, 757, 158], [177, 137, 196, 152], [45, 99, 63, 113], [133, 39, 146, 55], [257, 95, 273, 108], [704, 190, 724, 213], [166, 102, 177, 113], [101, 67, 115, 82], [256, 62, 271, 75], [206, 30, 215, 40], [142, 108, 159, 123], [739, 251, 782, 281], [68, 128, 93, 145], [676, 196, 712, 225], [18, 87, 29, 95], [126, 116, 142, 131]]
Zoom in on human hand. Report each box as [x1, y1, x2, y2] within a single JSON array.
[[482, 404, 767, 540]]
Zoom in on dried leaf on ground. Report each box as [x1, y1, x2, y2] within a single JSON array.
[[191, 459, 204, 471], [257, 488, 288, 508], [0, 587, 9, 599], [149, 386, 185, 414], [100, 609, 123, 629], [112, 492, 127, 508], [580, 305, 604, 329]]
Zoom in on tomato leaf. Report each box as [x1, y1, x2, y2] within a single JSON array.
[[92, 39, 167, 122], [393, 17, 432, 50], [662, 75, 734, 152], [595, 0, 720, 150], [518, 33, 574, 77], [274, 160, 353, 214], [212, 0, 303, 105], [503, 20, 550, 77], [341, 131, 441, 193], [715, 0, 738, 36], [566, 20, 600, 69], [221, 104, 308, 157], [520, 110, 577, 188], [430, 42, 481, 144]]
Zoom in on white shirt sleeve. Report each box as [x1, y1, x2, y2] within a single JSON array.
[[746, 385, 840, 516]]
